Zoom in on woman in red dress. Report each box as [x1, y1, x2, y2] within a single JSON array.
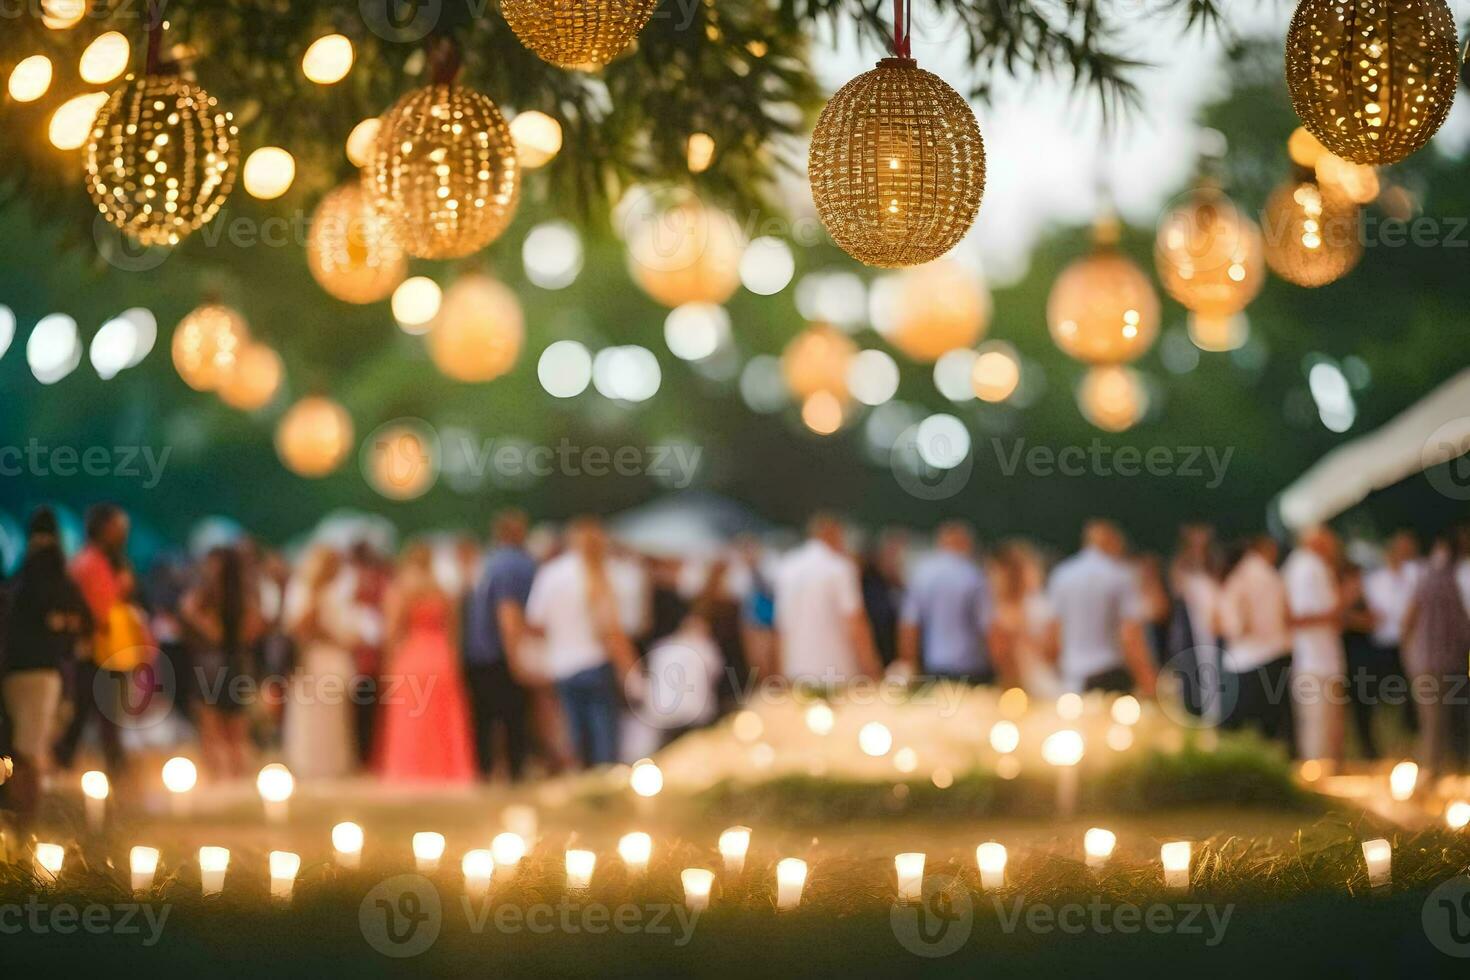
[[376, 543, 475, 784]]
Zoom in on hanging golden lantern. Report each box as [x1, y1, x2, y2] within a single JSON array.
[[426, 274, 525, 382], [971, 341, 1021, 403], [365, 83, 520, 259], [84, 74, 238, 246], [1154, 186, 1265, 325], [1048, 221, 1160, 365], [276, 396, 354, 478], [1286, 0, 1459, 165], [626, 197, 745, 308], [809, 57, 985, 268], [1262, 178, 1362, 288], [782, 322, 857, 401], [500, 0, 659, 70], [1078, 366, 1148, 433], [218, 343, 283, 411], [307, 183, 408, 304], [172, 304, 249, 392], [879, 260, 991, 363], [1187, 312, 1249, 353]]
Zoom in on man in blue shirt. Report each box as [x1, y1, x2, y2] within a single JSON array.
[[899, 522, 1007, 684], [463, 510, 537, 781]]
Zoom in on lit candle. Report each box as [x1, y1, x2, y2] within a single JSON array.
[[775, 857, 807, 911], [256, 763, 295, 824], [1447, 800, 1470, 831], [413, 832, 446, 873], [34, 842, 64, 883], [462, 849, 494, 898], [1161, 841, 1191, 891], [566, 849, 597, 892], [130, 846, 160, 893], [502, 804, 538, 841], [682, 868, 715, 912], [1361, 838, 1392, 888], [895, 852, 925, 905], [332, 821, 364, 869], [976, 842, 1007, 890], [199, 846, 230, 896], [618, 832, 652, 878], [1084, 828, 1117, 869], [162, 757, 197, 816], [492, 832, 528, 875], [1389, 761, 1418, 802], [269, 851, 301, 902], [719, 826, 752, 877], [1042, 730, 1084, 817], [80, 770, 109, 832], [629, 759, 664, 798]]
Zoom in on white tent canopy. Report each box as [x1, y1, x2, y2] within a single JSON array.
[[1277, 367, 1470, 530]]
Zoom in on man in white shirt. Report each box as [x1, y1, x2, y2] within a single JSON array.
[[1282, 526, 1345, 764], [774, 514, 879, 685], [1357, 530, 1421, 758], [1044, 520, 1156, 695], [1218, 535, 1293, 746]]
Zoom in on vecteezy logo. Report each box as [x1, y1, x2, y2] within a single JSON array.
[[1423, 876, 1470, 958], [359, 418, 441, 501], [1421, 417, 1470, 501], [96, 650, 175, 731], [360, 0, 443, 43], [890, 873, 973, 958], [92, 214, 171, 273], [890, 423, 973, 501], [359, 874, 442, 959]]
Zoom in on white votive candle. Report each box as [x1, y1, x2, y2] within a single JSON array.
[[81, 770, 109, 832], [775, 858, 807, 911], [34, 842, 64, 883], [1447, 800, 1470, 831], [162, 756, 197, 816], [895, 852, 925, 904], [199, 846, 230, 896], [492, 832, 528, 874], [413, 832, 446, 873], [566, 849, 597, 892], [332, 822, 364, 869], [269, 851, 301, 902], [976, 842, 1007, 890], [1388, 761, 1418, 802], [1361, 838, 1392, 888], [256, 764, 294, 825], [719, 826, 751, 877], [130, 846, 160, 893], [462, 849, 494, 898], [1161, 841, 1191, 890], [618, 832, 652, 878], [1084, 828, 1117, 869], [682, 868, 715, 912]]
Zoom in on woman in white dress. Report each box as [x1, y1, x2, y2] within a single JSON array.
[[281, 546, 358, 779]]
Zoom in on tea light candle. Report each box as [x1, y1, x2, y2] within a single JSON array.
[[719, 826, 752, 877], [492, 832, 528, 874], [462, 849, 494, 898], [33, 842, 64, 883], [1084, 828, 1117, 869], [775, 858, 807, 911], [629, 759, 664, 798], [1042, 730, 1084, 817], [976, 842, 1007, 890], [80, 770, 109, 832], [162, 756, 197, 816], [895, 852, 925, 905], [256, 764, 294, 824], [130, 846, 160, 893], [1161, 841, 1191, 890], [332, 821, 364, 869], [1361, 838, 1392, 888], [199, 846, 230, 896], [269, 851, 301, 902], [618, 832, 652, 878], [1446, 800, 1470, 831], [413, 832, 446, 873], [566, 849, 597, 892], [1388, 761, 1418, 802], [682, 868, 715, 912]]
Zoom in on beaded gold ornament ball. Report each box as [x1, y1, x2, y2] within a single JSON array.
[[809, 58, 986, 269], [84, 74, 238, 246], [307, 183, 408, 304], [1285, 0, 1460, 166], [1048, 221, 1161, 366], [500, 0, 659, 70], [1154, 186, 1265, 324], [365, 83, 521, 260], [1262, 178, 1362, 289]]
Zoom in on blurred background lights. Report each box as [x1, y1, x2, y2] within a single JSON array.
[[302, 34, 354, 84], [522, 221, 583, 289], [538, 340, 592, 398], [345, 118, 380, 168], [391, 277, 441, 333], [510, 111, 563, 169], [915, 413, 971, 469], [739, 237, 795, 295], [1308, 360, 1355, 433], [9, 55, 54, 102], [42, 0, 85, 29], [739, 355, 787, 414], [801, 390, 845, 435], [846, 349, 899, 406], [858, 721, 893, 757], [0, 306, 14, 359], [664, 303, 729, 362], [79, 32, 130, 85], [48, 92, 109, 150], [686, 132, 716, 173], [242, 147, 296, 200], [933, 348, 979, 402], [971, 342, 1021, 402], [27, 313, 82, 384], [795, 271, 866, 329], [90, 316, 138, 379], [118, 307, 158, 368], [593, 345, 661, 402]]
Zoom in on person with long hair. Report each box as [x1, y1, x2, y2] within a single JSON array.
[[182, 546, 263, 780], [281, 545, 358, 779], [0, 508, 91, 828], [376, 542, 475, 783], [988, 539, 1058, 695]]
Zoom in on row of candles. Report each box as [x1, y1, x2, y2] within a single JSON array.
[[26, 822, 1416, 909]]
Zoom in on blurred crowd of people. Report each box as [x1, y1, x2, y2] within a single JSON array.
[[2, 500, 1469, 830]]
